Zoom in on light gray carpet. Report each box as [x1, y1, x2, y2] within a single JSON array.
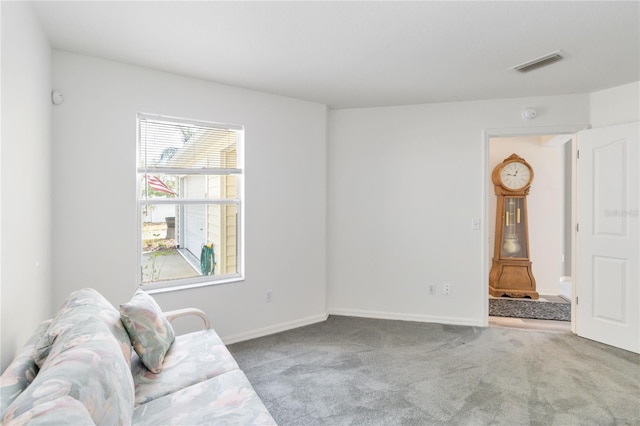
[[228, 315, 639, 425]]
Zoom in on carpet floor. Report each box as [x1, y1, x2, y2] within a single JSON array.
[[228, 315, 639, 426], [489, 296, 571, 321]]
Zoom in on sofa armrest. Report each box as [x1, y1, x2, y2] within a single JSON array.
[[163, 308, 211, 330]]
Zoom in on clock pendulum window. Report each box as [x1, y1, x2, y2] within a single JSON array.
[[489, 153, 539, 299]]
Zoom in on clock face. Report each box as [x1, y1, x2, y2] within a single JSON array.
[[499, 161, 531, 190]]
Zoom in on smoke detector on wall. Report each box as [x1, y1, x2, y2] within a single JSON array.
[[522, 107, 537, 120], [51, 90, 64, 105], [510, 50, 565, 73]]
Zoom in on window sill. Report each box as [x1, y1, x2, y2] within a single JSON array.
[[142, 275, 244, 295]]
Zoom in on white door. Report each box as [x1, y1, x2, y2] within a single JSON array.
[[184, 205, 206, 259], [183, 176, 207, 260], [577, 122, 639, 353]]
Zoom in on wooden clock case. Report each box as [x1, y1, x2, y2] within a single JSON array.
[[489, 154, 538, 299]]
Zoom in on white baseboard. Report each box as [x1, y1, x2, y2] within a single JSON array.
[[328, 308, 486, 327], [222, 308, 485, 345], [222, 312, 329, 345]]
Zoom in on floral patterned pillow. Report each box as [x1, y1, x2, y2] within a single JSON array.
[[119, 289, 175, 373]]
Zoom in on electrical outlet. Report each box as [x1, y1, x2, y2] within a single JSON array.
[[428, 283, 436, 295], [265, 290, 273, 302], [443, 284, 450, 295]]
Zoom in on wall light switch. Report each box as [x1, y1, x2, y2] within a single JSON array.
[[471, 219, 481, 230]]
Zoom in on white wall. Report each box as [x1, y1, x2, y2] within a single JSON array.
[[590, 81, 640, 128], [489, 136, 567, 296], [1, 2, 53, 371], [328, 96, 590, 326], [52, 51, 327, 342]]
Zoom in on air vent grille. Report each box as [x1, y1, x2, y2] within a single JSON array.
[[512, 51, 564, 73]]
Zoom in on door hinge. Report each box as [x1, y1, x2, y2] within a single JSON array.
[[576, 223, 579, 232], [577, 149, 580, 159], [576, 296, 579, 305]]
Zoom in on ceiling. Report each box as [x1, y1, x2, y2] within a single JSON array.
[[32, 1, 639, 109]]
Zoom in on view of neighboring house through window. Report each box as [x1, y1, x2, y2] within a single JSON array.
[[137, 114, 243, 289]]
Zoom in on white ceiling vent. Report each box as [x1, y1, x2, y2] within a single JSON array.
[[511, 50, 564, 73]]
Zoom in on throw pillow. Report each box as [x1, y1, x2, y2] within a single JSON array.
[[120, 289, 175, 373]]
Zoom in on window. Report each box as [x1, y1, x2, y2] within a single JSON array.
[[137, 114, 244, 290]]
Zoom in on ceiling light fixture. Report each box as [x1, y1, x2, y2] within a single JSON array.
[[511, 50, 564, 73]]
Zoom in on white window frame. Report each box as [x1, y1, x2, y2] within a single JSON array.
[[136, 113, 244, 292]]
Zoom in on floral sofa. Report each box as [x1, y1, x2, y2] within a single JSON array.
[[0, 288, 276, 425]]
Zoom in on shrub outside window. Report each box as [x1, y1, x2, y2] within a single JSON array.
[[137, 114, 244, 290]]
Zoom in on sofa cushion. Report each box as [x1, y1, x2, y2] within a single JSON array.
[[4, 396, 94, 426], [3, 316, 134, 426], [132, 369, 276, 425], [33, 288, 131, 368], [120, 289, 175, 374], [132, 328, 240, 406], [0, 320, 52, 419]]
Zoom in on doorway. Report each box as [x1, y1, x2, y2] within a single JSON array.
[[487, 134, 573, 330]]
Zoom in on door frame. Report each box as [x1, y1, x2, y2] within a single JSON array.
[[482, 124, 588, 330]]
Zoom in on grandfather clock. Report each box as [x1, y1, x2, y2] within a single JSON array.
[[489, 154, 538, 299]]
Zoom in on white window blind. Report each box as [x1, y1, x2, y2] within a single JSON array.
[[138, 115, 243, 176]]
